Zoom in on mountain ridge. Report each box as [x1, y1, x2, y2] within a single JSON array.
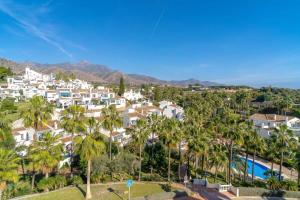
[[0, 58, 220, 87]]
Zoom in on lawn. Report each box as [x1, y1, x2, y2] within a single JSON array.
[[25, 182, 181, 200]]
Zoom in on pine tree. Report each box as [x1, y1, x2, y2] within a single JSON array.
[[118, 76, 125, 96]]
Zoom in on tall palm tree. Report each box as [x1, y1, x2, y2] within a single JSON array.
[[61, 105, 86, 175], [20, 96, 53, 135], [222, 120, 244, 184], [128, 119, 150, 181], [274, 124, 297, 181], [0, 148, 20, 193], [27, 145, 41, 190], [265, 136, 277, 178], [33, 132, 63, 179], [208, 144, 227, 182], [241, 121, 254, 182], [294, 145, 300, 185], [74, 117, 105, 199], [147, 113, 162, 174], [101, 105, 122, 161], [250, 131, 266, 184], [159, 118, 180, 182]]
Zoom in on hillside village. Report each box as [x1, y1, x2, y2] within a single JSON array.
[[1, 68, 184, 154], [1, 67, 300, 199]]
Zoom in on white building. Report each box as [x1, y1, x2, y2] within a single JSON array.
[[249, 113, 300, 137], [159, 100, 184, 120], [123, 89, 143, 101]]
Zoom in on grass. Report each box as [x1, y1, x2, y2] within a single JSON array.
[[25, 182, 180, 200]]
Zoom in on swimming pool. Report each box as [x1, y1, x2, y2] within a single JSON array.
[[240, 158, 270, 179]]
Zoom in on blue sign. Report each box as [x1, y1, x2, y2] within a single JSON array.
[[126, 179, 134, 187]]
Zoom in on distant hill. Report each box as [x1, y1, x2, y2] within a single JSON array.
[[0, 58, 221, 87]]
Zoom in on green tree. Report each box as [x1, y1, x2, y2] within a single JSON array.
[[128, 119, 150, 181], [221, 110, 244, 184], [74, 117, 105, 199], [61, 105, 86, 175], [0, 148, 20, 193], [274, 124, 297, 181], [118, 76, 125, 96], [20, 96, 53, 134], [32, 132, 63, 179], [101, 105, 122, 161], [0, 66, 13, 82], [147, 113, 162, 174], [265, 136, 278, 178], [159, 118, 180, 182], [250, 131, 265, 184], [208, 144, 227, 182], [0, 117, 15, 149]]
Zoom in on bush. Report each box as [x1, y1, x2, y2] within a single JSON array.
[[281, 180, 298, 191], [37, 177, 63, 192], [141, 173, 165, 182], [70, 175, 83, 186], [237, 187, 300, 198], [53, 175, 67, 189], [161, 183, 172, 192], [37, 178, 51, 192]]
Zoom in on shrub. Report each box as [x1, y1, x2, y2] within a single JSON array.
[[161, 183, 172, 192], [53, 175, 67, 189], [70, 175, 83, 186], [141, 173, 165, 181], [37, 178, 50, 192], [281, 180, 298, 191], [267, 177, 280, 190]]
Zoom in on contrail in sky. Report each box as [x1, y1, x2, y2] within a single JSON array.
[[150, 8, 166, 38]]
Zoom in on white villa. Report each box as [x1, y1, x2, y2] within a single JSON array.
[[159, 100, 184, 120], [249, 113, 300, 138]]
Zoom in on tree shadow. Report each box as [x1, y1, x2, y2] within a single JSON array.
[[262, 190, 286, 197], [76, 185, 86, 197], [107, 187, 124, 200]]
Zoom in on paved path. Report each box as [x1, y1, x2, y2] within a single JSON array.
[[192, 185, 235, 200]]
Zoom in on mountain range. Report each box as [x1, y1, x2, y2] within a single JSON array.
[[0, 58, 220, 87]]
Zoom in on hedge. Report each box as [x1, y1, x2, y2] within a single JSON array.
[[237, 187, 300, 198]]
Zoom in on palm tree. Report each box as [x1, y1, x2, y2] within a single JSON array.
[[0, 116, 15, 149], [74, 117, 105, 199], [265, 135, 278, 178], [32, 132, 63, 179], [0, 148, 20, 194], [222, 120, 244, 184], [20, 96, 53, 136], [159, 118, 180, 182], [274, 124, 297, 181], [101, 105, 122, 161], [294, 145, 300, 185], [128, 119, 150, 181], [27, 145, 41, 190], [61, 105, 86, 175], [208, 144, 227, 182], [147, 113, 162, 174], [250, 131, 266, 184]]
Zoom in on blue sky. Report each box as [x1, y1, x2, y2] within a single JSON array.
[[0, 0, 300, 88]]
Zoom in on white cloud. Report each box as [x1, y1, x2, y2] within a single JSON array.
[[0, 1, 75, 58]]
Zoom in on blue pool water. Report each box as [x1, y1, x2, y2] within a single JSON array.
[[240, 158, 269, 179]]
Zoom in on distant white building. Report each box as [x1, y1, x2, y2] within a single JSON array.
[[123, 89, 143, 101], [159, 100, 184, 120], [24, 67, 53, 82], [249, 113, 300, 137]]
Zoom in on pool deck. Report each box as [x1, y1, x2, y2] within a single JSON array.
[[245, 155, 298, 181]]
